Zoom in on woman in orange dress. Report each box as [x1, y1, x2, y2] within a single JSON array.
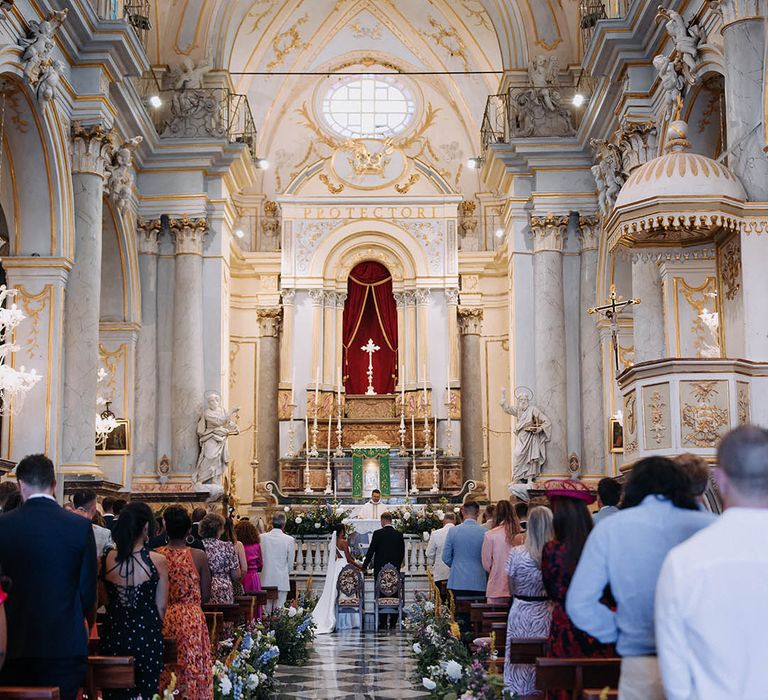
[[158, 505, 213, 700]]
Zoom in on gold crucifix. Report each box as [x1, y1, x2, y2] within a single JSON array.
[[588, 285, 640, 374]]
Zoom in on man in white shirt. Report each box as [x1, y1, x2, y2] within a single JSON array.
[[72, 488, 113, 556], [357, 489, 384, 519], [260, 513, 296, 612], [656, 425, 768, 700], [425, 513, 455, 595]]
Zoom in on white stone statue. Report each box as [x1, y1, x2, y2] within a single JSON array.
[[193, 391, 240, 496], [511, 55, 573, 137], [653, 55, 685, 120], [591, 139, 626, 216], [500, 387, 551, 483], [658, 7, 705, 84], [528, 55, 561, 113], [18, 9, 67, 90], [106, 136, 143, 213], [591, 164, 608, 217], [36, 58, 64, 104], [169, 56, 211, 91]]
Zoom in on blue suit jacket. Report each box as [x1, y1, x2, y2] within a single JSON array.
[[442, 519, 487, 592]]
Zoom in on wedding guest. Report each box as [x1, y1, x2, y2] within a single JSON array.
[[514, 501, 529, 532], [657, 426, 768, 699], [235, 520, 263, 607], [542, 479, 614, 698], [442, 501, 487, 618], [221, 516, 247, 595], [0, 481, 18, 512], [566, 457, 715, 700], [425, 513, 456, 598], [482, 500, 522, 604], [149, 509, 205, 551], [260, 513, 296, 611], [593, 478, 622, 524], [503, 506, 554, 696], [481, 503, 496, 530], [100, 501, 168, 700], [357, 489, 385, 519], [190, 507, 207, 540], [158, 505, 212, 700], [362, 512, 405, 579], [675, 453, 711, 508], [0, 454, 96, 700], [200, 513, 240, 604], [1, 491, 21, 514], [102, 496, 116, 529], [73, 488, 114, 557]]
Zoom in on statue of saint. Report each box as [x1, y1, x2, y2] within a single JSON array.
[[500, 387, 551, 483], [193, 391, 239, 493]]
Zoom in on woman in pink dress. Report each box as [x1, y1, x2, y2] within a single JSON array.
[[235, 520, 263, 600], [482, 500, 524, 604]]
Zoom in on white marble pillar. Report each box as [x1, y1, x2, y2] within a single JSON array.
[[458, 307, 484, 483], [134, 218, 162, 474], [530, 214, 568, 471], [578, 216, 605, 473], [170, 216, 208, 475], [631, 253, 666, 362], [256, 308, 282, 484], [60, 123, 115, 476], [716, 0, 768, 201]]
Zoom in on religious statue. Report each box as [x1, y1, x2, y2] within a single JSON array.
[[510, 55, 574, 138], [500, 387, 551, 483], [18, 9, 67, 94], [169, 56, 211, 92], [657, 7, 705, 84], [193, 391, 240, 497], [36, 59, 64, 104], [653, 55, 685, 120], [590, 139, 626, 216], [106, 136, 143, 213], [528, 55, 561, 113]]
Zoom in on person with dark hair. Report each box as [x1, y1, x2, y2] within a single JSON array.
[[1, 491, 21, 514], [566, 457, 716, 700], [234, 520, 263, 604], [102, 496, 116, 530], [657, 426, 768, 699], [442, 500, 487, 607], [260, 513, 296, 612], [542, 479, 614, 695], [425, 512, 456, 598], [362, 512, 405, 580], [674, 453, 711, 507], [100, 501, 168, 699], [482, 500, 523, 604], [158, 505, 212, 700], [200, 512, 240, 604], [357, 488, 384, 519], [593, 477, 622, 524], [0, 481, 19, 512], [190, 506, 207, 540], [481, 503, 497, 530], [514, 501, 529, 532], [0, 454, 96, 700], [221, 517, 247, 595], [73, 488, 113, 556]]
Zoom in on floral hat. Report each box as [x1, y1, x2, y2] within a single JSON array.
[[543, 478, 596, 505]]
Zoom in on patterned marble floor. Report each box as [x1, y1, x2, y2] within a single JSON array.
[[270, 628, 429, 699]]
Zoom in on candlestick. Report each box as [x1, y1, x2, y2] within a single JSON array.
[[444, 384, 455, 457], [324, 411, 333, 495], [398, 407, 407, 456], [291, 368, 296, 406], [333, 478, 337, 500], [304, 413, 313, 494], [430, 414, 439, 493], [310, 371, 319, 457], [285, 403, 297, 457], [410, 413, 419, 494]]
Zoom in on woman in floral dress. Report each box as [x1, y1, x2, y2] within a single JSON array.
[[159, 505, 213, 700], [200, 513, 241, 604]]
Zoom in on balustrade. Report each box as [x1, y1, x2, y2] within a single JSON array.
[[579, 0, 633, 52]]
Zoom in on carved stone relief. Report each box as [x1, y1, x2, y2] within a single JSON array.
[[736, 381, 751, 425], [680, 380, 730, 448], [623, 390, 638, 454], [718, 235, 741, 301], [643, 383, 672, 449]]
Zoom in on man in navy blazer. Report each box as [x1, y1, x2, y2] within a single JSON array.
[[442, 500, 487, 598], [0, 454, 97, 700]]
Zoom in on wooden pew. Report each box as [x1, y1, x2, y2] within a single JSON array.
[[88, 636, 179, 665], [0, 690, 59, 699], [479, 610, 508, 636], [202, 602, 243, 625], [583, 690, 619, 700], [234, 593, 266, 624], [204, 611, 224, 650], [507, 637, 547, 665], [470, 602, 509, 636], [536, 658, 621, 700], [85, 656, 135, 699]]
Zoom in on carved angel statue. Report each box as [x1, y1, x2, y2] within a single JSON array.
[[591, 140, 626, 215], [36, 58, 64, 104], [500, 387, 552, 483], [106, 136, 143, 213], [18, 9, 67, 85], [591, 164, 609, 216], [653, 55, 685, 120], [193, 391, 240, 494], [527, 55, 561, 112], [169, 56, 211, 91], [657, 7, 705, 84]]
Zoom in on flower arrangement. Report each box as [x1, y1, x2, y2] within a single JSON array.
[[213, 626, 280, 700], [265, 604, 316, 666], [391, 501, 444, 537], [283, 503, 353, 536]]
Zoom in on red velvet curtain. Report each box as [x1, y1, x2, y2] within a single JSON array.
[[343, 261, 398, 394]]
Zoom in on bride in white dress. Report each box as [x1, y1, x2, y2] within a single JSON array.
[[312, 524, 362, 634]]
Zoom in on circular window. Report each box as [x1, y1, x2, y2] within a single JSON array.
[[322, 74, 416, 139]]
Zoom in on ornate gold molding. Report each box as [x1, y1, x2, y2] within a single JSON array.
[[169, 215, 208, 255], [256, 307, 282, 338], [136, 218, 162, 255], [71, 121, 115, 176], [530, 212, 568, 252], [458, 306, 483, 335]]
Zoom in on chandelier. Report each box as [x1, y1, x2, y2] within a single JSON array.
[[0, 286, 41, 415]]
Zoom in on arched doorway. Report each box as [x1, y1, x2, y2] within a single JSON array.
[[342, 261, 398, 394]]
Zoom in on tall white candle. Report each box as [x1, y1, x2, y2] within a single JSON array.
[[433, 415, 438, 467], [334, 478, 337, 499], [327, 411, 332, 464], [304, 413, 310, 465]]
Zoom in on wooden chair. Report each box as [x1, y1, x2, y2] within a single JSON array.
[[85, 656, 135, 699], [335, 564, 365, 630], [536, 658, 621, 700], [583, 690, 619, 700], [373, 564, 404, 631], [0, 690, 60, 699], [204, 611, 224, 650]]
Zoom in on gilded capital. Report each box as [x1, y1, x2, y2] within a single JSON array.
[[257, 307, 282, 338], [709, 0, 766, 25], [578, 215, 601, 252], [71, 121, 116, 176], [529, 213, 569, 253], [458, 306, 483, 336], [169, 215, 208, 255], [136, 218, 162, 255]]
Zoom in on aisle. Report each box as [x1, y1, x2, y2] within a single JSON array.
[[271, 628, 429, 699]]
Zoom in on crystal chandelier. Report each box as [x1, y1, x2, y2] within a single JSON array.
[[95, 368, 118, 448], [0, 286, 41, 415]]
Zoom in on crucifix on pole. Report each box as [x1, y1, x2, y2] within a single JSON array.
[[361, 338, 380, 395], [588, 285, 640, 374]]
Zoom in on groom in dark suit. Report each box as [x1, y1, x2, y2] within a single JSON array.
[[362, 511, 405, 579]]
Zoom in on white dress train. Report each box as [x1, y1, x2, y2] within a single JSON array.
[[311, 533, 361, 634]]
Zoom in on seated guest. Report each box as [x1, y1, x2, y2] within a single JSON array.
[[514, 501, 529, 532], [481, 503, 496, 530], [0, 481, 18, 512], [542, 479, 614, 697], [425, 513, 456, 599], [357, 489, 385, 519], [200, 513, 240, 604], [503, 506, 554, 696], [100, 501, 168, 700], [158, 505, 212, 700], [73, 488, 114, 556], [657, 426, 768, 700], [102, 496, 116, 529], [593, 477, 622, 524], [0, 454, 96, 700], [260, 513, 296, 612], [675, 453, 711, 508], [566, 457, 715, 700], [482, 500, 522, 604], [442, 501, 487, 615]]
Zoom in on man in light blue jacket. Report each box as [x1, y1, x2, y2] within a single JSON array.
[[442, 500, 487, 598]]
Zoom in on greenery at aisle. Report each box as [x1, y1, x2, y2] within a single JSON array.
[[283, 503, 352, 536]]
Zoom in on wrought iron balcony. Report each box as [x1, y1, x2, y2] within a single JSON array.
[[579, 0, 633, 52], [88, 0, 152, 50]]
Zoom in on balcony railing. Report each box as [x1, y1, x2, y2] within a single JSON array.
[[579, 0, 633, 51], [152, 87, 258, 156], [123, 0, 151, 49]]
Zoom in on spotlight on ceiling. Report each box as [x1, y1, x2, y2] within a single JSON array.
[[572, 92, 586, 108], [466, 156, 484, 170], [148, 95, 162, 109], [255, 158, 270, 170], [234, 228, 245, 239], [495, 228, 505, 239]]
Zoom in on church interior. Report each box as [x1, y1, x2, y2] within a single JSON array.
[[0, 0, 767, 695]]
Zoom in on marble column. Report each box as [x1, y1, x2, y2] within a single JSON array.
[[170, 216, 208, 475], [716, 0, 768, 201], [60, 123, 115, 475], [530, 214, 568, 471], [458, 307, 484, 483], [405, 291, 417, 386], [134, 218, 162, 474], [256, 308, 282, 484], [631, 253, 666, 362], [394, 292, 407, 386], [334, 292, 347, 380], [309, 289, 324, 386], [415, 290, 431, 385], [279, 289, 295, 384], [446, 288, 460, 384], [578, 216, 605, 473], [322, 292, 335, 386]]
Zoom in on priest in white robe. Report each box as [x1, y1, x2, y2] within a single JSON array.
[[357, 489, 385, 519]]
